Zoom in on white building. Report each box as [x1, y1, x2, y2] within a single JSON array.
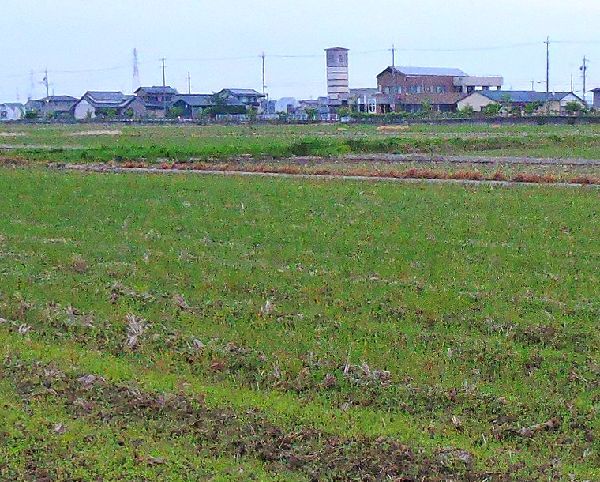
[[0, 103, 24, 121]]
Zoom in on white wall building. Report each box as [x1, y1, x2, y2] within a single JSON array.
[[0, 103, 24, 121]]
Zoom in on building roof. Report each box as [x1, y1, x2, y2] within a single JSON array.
[[172, 94, 214, 107], [591, 88, 600, 93], [83, 91, 134, 108], [43, 95, 78, 102], [325, 47, 349, 51], [380, 66, 469, 78], [350, 88, 379, 96], [220, 88, 264, 97], [478, 90, 580, 103], [134, 86, 178, 95]]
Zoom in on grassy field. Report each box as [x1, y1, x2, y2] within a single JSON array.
[[0, 168, 598, 480], [2, 123, 600, 163]]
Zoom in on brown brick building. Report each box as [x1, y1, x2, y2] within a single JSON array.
[[376, 66, 502, 113]]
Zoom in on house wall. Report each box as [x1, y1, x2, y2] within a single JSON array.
[[74, 100, 96, 120], [558, 94, 585, 110], [456, 92, 495, 112], [121, 98, 147, 119], [0, 105, 24, 121], [594, 91, 600, 109]]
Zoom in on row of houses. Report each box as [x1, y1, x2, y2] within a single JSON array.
[[2, 87, 266, 121], [1, 55, 597, 121]]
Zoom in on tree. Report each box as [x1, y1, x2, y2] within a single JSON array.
[[305, 108, 318, 122], [458, 105, 474, 117], [524, 102, 542, 116], [337, 107, 352, 119], [482, 103, 502, 116], [420, 100, 433, 114], [565, 101, 583, 115], [247, 106, 258, 122], [167, 106, 184, 119], [104, 108, 118, 120], [24, 110, 39, 120]]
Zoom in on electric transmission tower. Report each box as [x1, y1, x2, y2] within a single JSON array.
[[132, 48, 140, 92]]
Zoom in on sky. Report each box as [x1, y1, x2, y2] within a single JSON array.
[[1, 0, 599, 102]]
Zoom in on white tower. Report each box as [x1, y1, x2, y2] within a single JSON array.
[[326, 47, 349, 105]]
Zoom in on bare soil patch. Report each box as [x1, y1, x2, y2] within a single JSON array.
[[67, 129, 122, 137], [5, 360, 504, 481]]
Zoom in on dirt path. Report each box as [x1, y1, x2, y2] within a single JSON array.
[[53, 163, 599, 188]]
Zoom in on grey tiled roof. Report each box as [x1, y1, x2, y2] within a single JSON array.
[[382, 66, 468, 77], [84, 91, 133, 108], [479, 90, 579, 103], [173, 94, 214, 107], [135, 86, 178, 95], [222, 88, 264, 97], [43, 96, 78, 102]]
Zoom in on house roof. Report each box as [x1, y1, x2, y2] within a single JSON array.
[[325, 47, 349, 51], [43, 96, 78, 103], [220, 88, 264, 97], [350, 88, 379, 96], [380, 66, 469, 78], [477, 90, 580, 103], [83, 91, 134, 108], [173, 94, 214, 107], [135, 86, 178, 95], [591, 88, 600, 93]]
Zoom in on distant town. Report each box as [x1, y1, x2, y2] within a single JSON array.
[[1, 47, 597, 122]]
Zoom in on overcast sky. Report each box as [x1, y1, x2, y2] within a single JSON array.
[[1, 0, 599, 102]]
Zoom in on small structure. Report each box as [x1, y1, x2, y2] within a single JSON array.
[[325, 47, 350, 108], [74, 91, 140, 120], [349, 88, 379, 113], [25, 96, 78, 120], [592, 88, 600, 109], [0, 103, 24, 121], [457, 90, 586, 115]]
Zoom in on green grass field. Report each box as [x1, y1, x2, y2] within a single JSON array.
[[0, 168, 598, 480], [2, 123, 600, 163]]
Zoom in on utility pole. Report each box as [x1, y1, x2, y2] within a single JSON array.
[[160, 58, 167, 116], [390, 44, 397, 111], [261, 52, 266, 96], [187, 72, 192, 94], [160, 58, 167, 88], [545, 36, 550, 95], [43, 68, 49, 98], [580, 56, 588, 105], [531, 80, 535, 91]]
